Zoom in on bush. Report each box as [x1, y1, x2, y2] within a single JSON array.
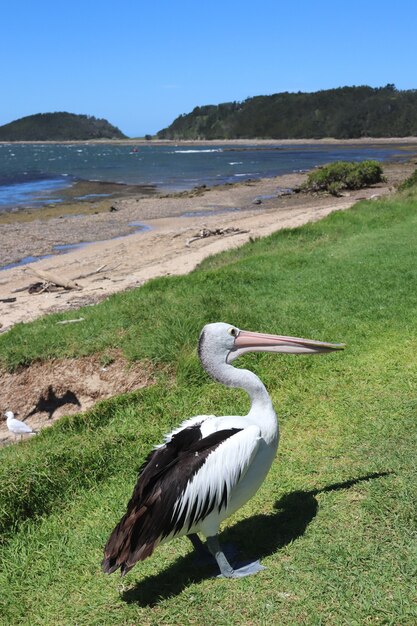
[[303, 160, 386, 195], [398, 168, 417, 191]]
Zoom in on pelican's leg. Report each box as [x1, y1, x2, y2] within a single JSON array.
[[188, 533, 209, 558], [189, 533, 239, 568], [206, 536, 235, 577], [207, 536, 266, 578]]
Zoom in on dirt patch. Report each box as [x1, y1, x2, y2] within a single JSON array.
[[0, 354, 154, 445]]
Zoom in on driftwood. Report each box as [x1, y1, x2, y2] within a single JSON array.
[[73, 262, 122, 281], [0, 297, 17, 303], [15, 262, 124, 296], [15, 262, 123, 296], [28, 281, 64, 294], [73, 264, 109, 281], [186, 227, 249, 247], [24, 267, 82, 290]]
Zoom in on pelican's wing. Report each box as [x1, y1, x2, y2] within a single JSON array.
[[102, 423, 260, 575], [159, 414, 215, 446]]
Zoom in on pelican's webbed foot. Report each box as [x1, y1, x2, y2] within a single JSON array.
[[222, 560, 266, 578], [206, 535, 265, 578]]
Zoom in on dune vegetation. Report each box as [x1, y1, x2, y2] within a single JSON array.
[[301, 160, 386, 196], [0, 178, 416, 624]]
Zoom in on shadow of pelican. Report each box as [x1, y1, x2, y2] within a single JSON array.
[[121, 471, 390, 607]]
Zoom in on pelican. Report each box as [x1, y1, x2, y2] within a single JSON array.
[[4, 411, 35, 440], [102, 322, 344, 578]]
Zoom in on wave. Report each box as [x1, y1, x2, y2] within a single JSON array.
[[173, 149, 223, 154]]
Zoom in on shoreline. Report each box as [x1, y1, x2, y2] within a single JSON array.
[[0, 158, 415, 334], [2, 139, 415, 225], [2, 136, 417, 146], [0, 172, 303, 268], [0, 179, 158, 225]]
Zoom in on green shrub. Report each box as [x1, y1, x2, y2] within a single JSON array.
[[303, 160, 386, 195], [398, 168, 417, 191]]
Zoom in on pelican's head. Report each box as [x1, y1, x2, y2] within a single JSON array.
[[199, 322, 344, 367], [4, 411, 14, 421]]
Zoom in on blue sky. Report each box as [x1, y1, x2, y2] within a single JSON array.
[[1, 0, 417, 137]]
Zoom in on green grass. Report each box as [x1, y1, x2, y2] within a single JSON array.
[[0, 190, 417, 624]]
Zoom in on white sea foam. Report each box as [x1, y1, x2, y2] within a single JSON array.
[[229, 161, 243, 165], [173, 149, 223, 154]]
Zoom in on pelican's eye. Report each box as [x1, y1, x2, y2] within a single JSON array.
[[228, 327, 238, 337]]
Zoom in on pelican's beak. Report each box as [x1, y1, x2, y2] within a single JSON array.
[[227, 329, 345, 362]]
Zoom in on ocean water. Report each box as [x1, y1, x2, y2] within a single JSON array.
[[0, 142, 410, 212]]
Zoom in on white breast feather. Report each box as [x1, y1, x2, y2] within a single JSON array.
[[172, 425, 261, 525]]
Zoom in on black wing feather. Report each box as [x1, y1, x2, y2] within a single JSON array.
[[102, 424, 242, 575]]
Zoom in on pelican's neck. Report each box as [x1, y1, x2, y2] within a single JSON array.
[[202, 354, 275, 417]]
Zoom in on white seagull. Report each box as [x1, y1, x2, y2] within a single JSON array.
[[5, 411, 35, 440], [102, 322, 344, 578]]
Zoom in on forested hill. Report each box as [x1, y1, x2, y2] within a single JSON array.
[[0, 112, 126, 141], [157, 85, 417, 140]]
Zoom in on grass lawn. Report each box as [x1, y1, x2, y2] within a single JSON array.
[[0, 187, 416, 625]]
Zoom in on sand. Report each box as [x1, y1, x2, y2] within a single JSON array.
[[0, 160, 415, 335]]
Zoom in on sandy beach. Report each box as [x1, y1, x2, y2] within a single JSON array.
[[1, 157, 415, 335]]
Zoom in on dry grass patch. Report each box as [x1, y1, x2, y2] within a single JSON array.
[[0, 353, 154, 444]]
